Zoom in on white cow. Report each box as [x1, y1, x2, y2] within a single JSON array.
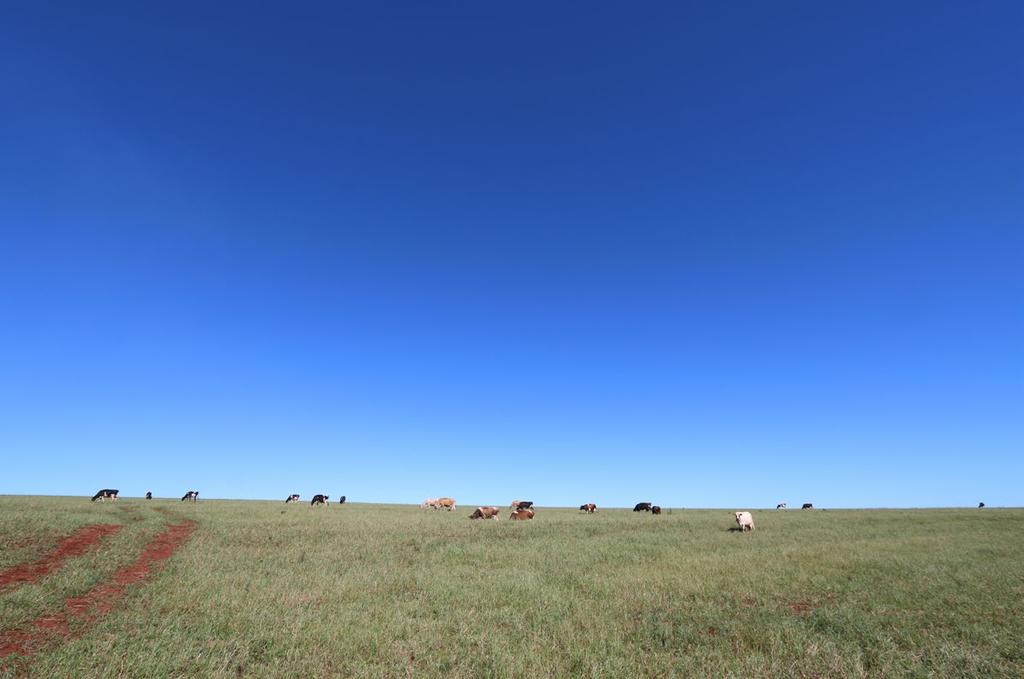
[[734, 511, 755, 532]]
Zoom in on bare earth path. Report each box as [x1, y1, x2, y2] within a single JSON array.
[[0, 525, 123, 592], [0, 520, 196, 662]]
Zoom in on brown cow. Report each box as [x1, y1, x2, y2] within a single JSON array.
[[437, 497, 456, 511], [469, 506, 500, 520], [579, 503, 597, 513], [651, 505, 662, 515], [509, 508, 535, 520]]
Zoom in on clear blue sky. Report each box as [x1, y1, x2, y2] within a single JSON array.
[[1, 2, 1021, 507]]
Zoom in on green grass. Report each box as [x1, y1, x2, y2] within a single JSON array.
[[1, 498, 1022, 677]]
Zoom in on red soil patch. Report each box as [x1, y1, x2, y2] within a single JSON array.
[[788, 601, 813, 615], [0, 524, 123, 591], [0, 521, 196, 661]]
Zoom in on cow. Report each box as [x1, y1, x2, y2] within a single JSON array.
[[311, 494, 329, 506], [633, 502, 653, 512], [734, 511, 755, 532], [469, 506, 501, 520], [145, 491, 152, 500], [338, 496, 346, 504], [776, 502, 787, 509], [978, 502, 986, 508], [511, 501, 533, 511], [509, 508, 535, 520], [181, 491, 198, 502], [802, 503, 813, 510], [436, 497, 456, 511], [651, 505, 662, 515], [285, 494, 300, 503], [579, 503, 597, 513], [91, 489, 119, 502], [421, 498, 438, 509]]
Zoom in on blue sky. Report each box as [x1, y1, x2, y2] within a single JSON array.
[[1, 2, 1021, 507]]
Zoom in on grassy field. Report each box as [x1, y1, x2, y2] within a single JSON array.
[[0, 497, 1022, 678]]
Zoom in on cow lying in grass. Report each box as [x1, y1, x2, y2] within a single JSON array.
[[509, 508, 535, 521], [469, 506, 500, 520], [91, 489, 119, 502]]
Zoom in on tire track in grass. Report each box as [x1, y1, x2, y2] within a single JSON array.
[[0, 525, 123, 592], [0, 520, 196, 662]]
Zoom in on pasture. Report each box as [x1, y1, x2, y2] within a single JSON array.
[[1, 497, 1022, 678]]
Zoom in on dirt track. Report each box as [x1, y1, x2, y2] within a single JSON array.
[[0, 520, 196, 661]]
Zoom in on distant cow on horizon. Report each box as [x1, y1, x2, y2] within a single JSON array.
[[579, 503, 597, 513], [651, 505, 662, 515], [979, 502, 986, 508], [145, 491, 152, 500], [776, 502, 786, 509], [470, 506, 500, 520], [338, 496, 346, 504], [633, 502, 653, 512], [802, 503, 813, 510], [285, 494, 300, 503], [181, 491, 198, 502], [311, 494, 329, 506], [91, 489, 119, 502]]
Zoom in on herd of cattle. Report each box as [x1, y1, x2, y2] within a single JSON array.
[[88, 490, 991, 527]]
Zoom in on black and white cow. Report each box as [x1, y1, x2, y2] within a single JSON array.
[[91, 489, 119, 502], [181, 491, 199, 502], [285, 494, 300, 503], [311, 494, 329, 506]]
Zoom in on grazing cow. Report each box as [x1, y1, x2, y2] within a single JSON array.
[[579, 503, 597, 513], [776, 502, 787, 509], [181, 491, 198, 502], [311, 494, 329, 506], [421, 498, 439, 509], [801, 503, 813, 510], [91, 489, 119, 502], [633, 502, 653, 512], [338, 496, 346, 504], [285, 494, 300, 503], [651, 505, 662, 515], [436, 497, 456, 511], [978, 502, 986, 508], [469, 506, 501, 520], [734, 511, 755, 532], [509, 508, 535, 520], [145, 491, 152, 500]]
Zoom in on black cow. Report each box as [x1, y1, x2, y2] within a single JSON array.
[[311, 494, 329, 506], [515, 501, 533, 511], [978, 502, 986, 508], [91, 488, 119, 502], [181, 490, 198, 502], [802, 503, 813, 510], [338, 496, 346, 504], [633, 502, 653, 512], [145, 491, 152, 500], [651, 505, 662, 515], [285, 494, 300, 503]]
